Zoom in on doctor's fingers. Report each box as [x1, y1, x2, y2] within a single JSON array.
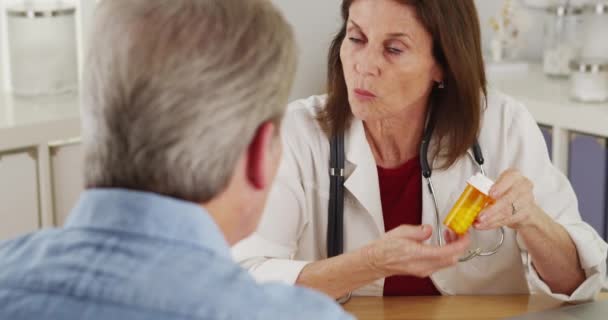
[[443, 229, 467, 244], [410, 241, 471, 275], [415, 234, 471, 260], [444, 229, 455, 243], [390, 242, 467, 277], [386, 236, 467, 262], [476, 186, 534, 230], [481, 178, 533, 217], [489, 169, 529, 198]]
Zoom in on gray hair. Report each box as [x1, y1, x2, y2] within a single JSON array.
[[82, 0, 296, 202]]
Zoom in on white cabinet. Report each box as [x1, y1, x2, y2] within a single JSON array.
[[0, 141, 83, 240], [0, 83, 81, 238], [50, 141, 83, 226], [0, 150, 40, 240]]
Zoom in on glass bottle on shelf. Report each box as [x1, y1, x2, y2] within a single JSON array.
[[543, 5, 584, 77], [5, 0, 78, 96]]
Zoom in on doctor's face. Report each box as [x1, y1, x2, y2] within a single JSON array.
[[340, 0, 443, 122]]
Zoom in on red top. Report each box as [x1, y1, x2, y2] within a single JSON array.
[[377, 156, 440, 296]]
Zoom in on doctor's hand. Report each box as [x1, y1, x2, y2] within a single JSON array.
[[474, 169, 543, 231], [362, 224, 470, 278]]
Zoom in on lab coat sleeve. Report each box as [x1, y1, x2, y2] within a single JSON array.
[[232, 113, 314, 285], [505, 99, 608, 302], [232, 179, 311, 284]]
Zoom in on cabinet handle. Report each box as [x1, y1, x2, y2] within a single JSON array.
[[49, 137, 81, 148], [26, 149, 38, 161], [49, 137, 81, 157]]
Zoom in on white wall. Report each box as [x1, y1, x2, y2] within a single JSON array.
[[270, 0, 342, 101]]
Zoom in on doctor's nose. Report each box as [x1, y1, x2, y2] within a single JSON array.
[[354, 49, 381, 77]]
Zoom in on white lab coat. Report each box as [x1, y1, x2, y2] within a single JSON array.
[[233, 90, 607, 302]]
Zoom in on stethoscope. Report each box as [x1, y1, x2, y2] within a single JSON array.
[[419, 113, 504, 262], [327, 116, 505, 262]]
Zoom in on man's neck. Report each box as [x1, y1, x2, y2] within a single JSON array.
[[203, 198, 242, 246]]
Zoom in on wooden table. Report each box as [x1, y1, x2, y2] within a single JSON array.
[[343, 293, 608, 320]]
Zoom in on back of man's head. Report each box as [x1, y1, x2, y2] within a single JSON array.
[[82, 0, 296, 204]]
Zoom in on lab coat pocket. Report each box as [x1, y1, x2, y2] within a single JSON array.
[[457, 228, 529, 294]]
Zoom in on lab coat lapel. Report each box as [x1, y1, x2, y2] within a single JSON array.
[[343, 120, 386, 234]]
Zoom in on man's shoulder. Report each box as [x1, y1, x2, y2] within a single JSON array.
[[0, 229, 352, 320], [0, 229, 62, 271], [160, 254, 352, 319]]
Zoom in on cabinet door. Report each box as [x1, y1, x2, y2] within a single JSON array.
[[0, 150, 40, 240], [568, 133, 607, 239], [50, 142, 84, 226]]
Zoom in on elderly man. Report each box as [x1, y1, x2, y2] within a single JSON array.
[[0, 1, 352, 319]]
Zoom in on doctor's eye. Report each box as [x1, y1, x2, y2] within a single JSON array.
[[348, 37, 364, 44], [386, 47, 403, 55]]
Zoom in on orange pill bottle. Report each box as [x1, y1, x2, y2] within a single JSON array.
[[443, 173, 495, 236]]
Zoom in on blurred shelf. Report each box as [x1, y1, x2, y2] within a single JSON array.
[[488, 63, 608, 138], [0, 91, 81, 151]]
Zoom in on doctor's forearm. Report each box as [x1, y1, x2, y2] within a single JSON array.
[[295, 246, 385, 299], [518, 211, 586, 295]]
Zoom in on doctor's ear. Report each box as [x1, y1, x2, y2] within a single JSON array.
[[431, 63, 444, 85], [245, 121, 280, 190]]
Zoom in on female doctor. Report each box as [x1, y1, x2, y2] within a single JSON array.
[[233, 0, 607, 301]]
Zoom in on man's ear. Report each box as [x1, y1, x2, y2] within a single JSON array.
[[246, 121, 277, 190]]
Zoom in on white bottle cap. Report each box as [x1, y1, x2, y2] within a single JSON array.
[[466, 173, 495, 196]]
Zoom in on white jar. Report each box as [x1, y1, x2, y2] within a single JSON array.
[[522, 0, 557, 8], [543, 5, 584, 77], [571, 0, 596, 7], [6, 2, 78, 96], [569, 59, 608, 103]]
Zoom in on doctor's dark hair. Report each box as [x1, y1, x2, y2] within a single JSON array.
[[82, 0, 296, 202], [319, 0, 487, 169]]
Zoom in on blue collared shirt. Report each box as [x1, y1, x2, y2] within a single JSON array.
[[0, 189, 352, 320]]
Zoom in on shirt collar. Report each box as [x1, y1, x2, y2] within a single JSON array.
[[65, 188, 231, 259]]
